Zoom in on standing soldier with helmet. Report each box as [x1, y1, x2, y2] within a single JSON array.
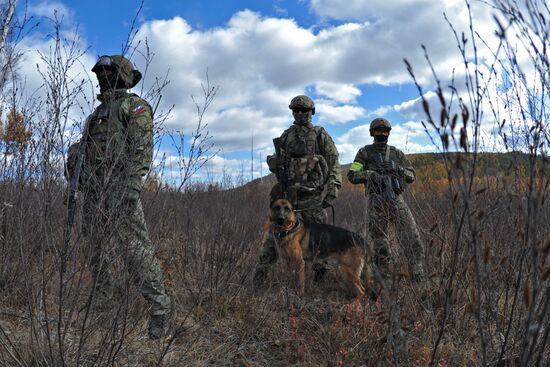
[[253, 95, 342, 287], [347, 118, 425, 282], [66, 55, 171, 339]]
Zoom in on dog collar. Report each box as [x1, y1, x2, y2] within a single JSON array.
[[272, 220, 301, 238]]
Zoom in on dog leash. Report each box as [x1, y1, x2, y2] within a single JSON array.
[[328, 204, 335, 225]]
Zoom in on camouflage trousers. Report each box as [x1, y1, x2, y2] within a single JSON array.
[[367, 195, 424, 279], [82, 190, 170, 316], [253, 195, 327, 287]]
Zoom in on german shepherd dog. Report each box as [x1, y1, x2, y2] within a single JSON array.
[[267, 185, 368, 298]]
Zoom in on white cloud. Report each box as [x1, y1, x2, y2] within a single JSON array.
[[336, 143, 361, 163], [131, 2, 528, 159], [28, 0, 74, 20], [315, 101, 365, 123], [369, 105, 391, 118], [306, 0, 544, 155], [310, 0, 501, 82], [128, 0, 504, 153], [315, 82, 361, 103], [133, 7, 491, 152], [14, 0, 533, 184], [394, 91, 437, 121]]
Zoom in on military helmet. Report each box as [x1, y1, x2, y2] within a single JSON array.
[[369, 117, 392, 135], [92, 55, 142, 88], [289, 95, 315, 115]]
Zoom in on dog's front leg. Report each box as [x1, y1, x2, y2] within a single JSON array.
[[288, 244, 306, 296], [294, 258, 306, 296]]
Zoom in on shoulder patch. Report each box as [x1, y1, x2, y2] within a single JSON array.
[[132, 105, 147, 117]]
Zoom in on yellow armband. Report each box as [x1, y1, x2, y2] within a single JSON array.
[[350, 161, 364, 171]]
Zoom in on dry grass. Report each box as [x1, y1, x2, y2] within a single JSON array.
[[0, 169, 547, 366], [0, 0, 548, 364]]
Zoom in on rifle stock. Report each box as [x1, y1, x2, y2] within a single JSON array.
[[272, 137, 289, 197], [63, 115, 92, 270]]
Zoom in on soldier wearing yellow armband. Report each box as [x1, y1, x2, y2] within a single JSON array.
[[347, 118, 424, 282]]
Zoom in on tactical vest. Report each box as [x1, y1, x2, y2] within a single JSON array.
[[363, 144, 403, 196], [82, 92, 143, 180], [284, 126, 329, 193]]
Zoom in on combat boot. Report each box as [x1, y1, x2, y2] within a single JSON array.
[[148, 314, 169, 340]]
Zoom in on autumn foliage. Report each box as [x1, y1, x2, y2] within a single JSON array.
[[0, 108, 32, 150]]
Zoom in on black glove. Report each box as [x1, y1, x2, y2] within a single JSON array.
[[367, 170, 384, 185], [322, 194, 336, 208]]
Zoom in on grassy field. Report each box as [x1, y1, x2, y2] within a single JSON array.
[[0, 152, 548, 366]]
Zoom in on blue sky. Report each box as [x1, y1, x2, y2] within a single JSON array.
[[73, 1, 319, 51], [11, 0, 505, 184]]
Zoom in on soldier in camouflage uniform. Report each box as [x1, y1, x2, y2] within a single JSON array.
[[253, 95, 342, 286], [68, 55, 170, 339], [347, 118, 424, 281]]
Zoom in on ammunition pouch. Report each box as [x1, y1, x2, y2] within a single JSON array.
[[287, 154, 328, 193], [274, 126, 329, 193], [288, 136, 308, 158]]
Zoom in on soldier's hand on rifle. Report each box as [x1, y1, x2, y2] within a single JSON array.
[[380, 161, 394, 174], [322, 194, 336, 208], [367, 170, 384, 185]]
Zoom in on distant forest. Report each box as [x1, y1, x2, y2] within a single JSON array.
[[408, 151, 531, 180], [338, 151, 534, 194]]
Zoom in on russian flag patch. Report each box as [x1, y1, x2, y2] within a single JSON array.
[[132, 105, 146, 116]]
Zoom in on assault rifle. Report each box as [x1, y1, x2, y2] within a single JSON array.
[[370, 153, 403, 202], [272, 137, 289, 198], [63, 115, 92, 271]]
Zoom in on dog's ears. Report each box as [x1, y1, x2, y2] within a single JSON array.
[[269, 184, 298, 207], [270, 183, 284, 204]]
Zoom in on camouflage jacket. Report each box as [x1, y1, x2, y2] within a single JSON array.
[[347, 143, 415, 195], [82, 90, 154, 193], [268, 122, 342, 199]]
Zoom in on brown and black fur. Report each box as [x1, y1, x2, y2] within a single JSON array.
[[268, 185, 368, 298]]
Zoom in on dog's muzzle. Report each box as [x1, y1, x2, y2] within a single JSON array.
[[276, 217, 287, 226]]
